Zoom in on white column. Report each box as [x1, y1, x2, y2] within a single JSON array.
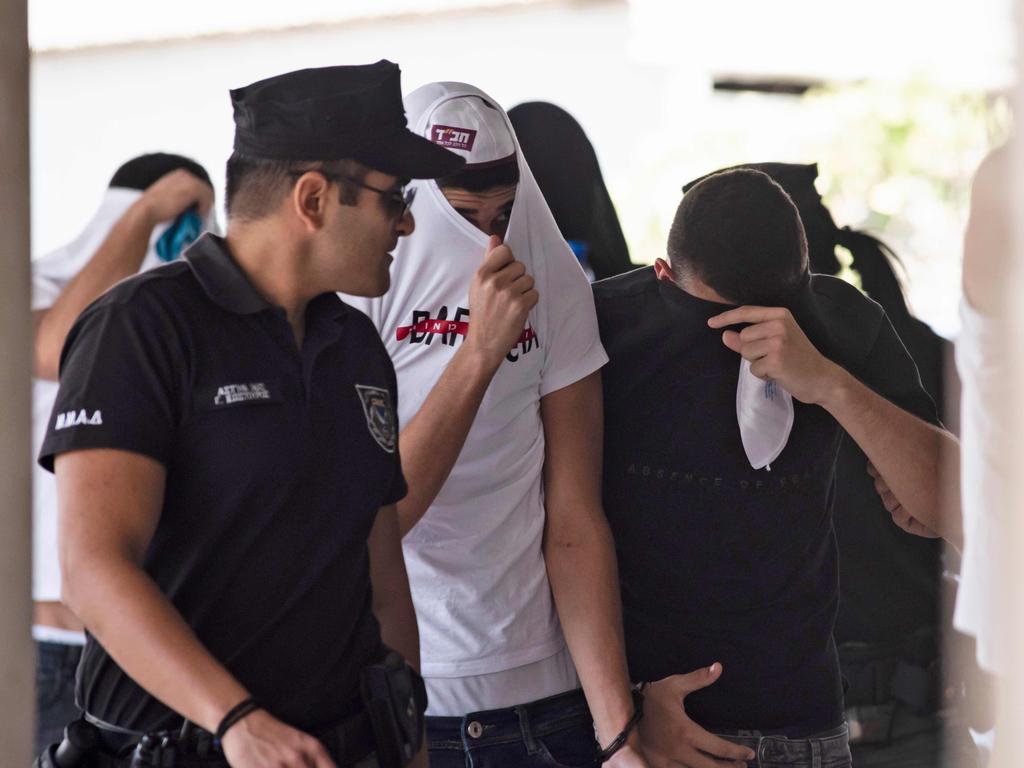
[[995, 2, 1024, 760], [986, 3, 1024, 764], [0, 0, 34, 761]]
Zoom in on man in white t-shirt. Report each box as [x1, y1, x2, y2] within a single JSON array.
[[342, 82, 646, 768], [31, 153, 214, 753]]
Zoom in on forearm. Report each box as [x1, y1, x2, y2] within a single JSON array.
[[822, 363, 962, 544], [370, 505, 421, 670], [64, 554, 247, 732], [35, 202, 155, 380], [544, 517, 636, 749], [396, 345, 496, 536], [539, 373, 637, 750], [375, 594, 420, 673], [372, 545, 421, 672]]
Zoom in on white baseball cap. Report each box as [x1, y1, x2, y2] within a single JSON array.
[[425, 96, 516, 167]]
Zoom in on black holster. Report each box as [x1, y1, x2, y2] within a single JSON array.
[[35, 719, 102, 768], [360, 651, 428, 768], [839, 627, 943, 716]]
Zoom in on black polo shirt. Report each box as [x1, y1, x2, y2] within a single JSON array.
[[40, 233, 406, 733], [594, 266, 936, 734]]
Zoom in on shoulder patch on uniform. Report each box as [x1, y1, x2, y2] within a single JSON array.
[[54, 409, 103, 430], [354, 384, 397, 454]]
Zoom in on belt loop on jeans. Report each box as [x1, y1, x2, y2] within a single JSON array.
[[810, 736, 822, 767], [514, 705, 540, 755]]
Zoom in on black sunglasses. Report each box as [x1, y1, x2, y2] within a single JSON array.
[[290, 170, 414, 219]]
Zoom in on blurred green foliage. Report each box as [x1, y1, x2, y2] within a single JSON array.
[[612, 77, 1010, 331]]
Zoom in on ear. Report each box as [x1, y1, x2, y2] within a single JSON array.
[[290, 172, 330, 233], [654, 257, 676, 284]]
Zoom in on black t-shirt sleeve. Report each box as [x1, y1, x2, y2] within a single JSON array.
[[857, 311, 940, 426], [39, 301, 179, 471]]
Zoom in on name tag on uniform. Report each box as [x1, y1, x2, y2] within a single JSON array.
[[213, 382, 272, 405], [194, 381, 283, 413]]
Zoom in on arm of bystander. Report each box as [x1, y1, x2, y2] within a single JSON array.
[[34, 170, 213, 380]]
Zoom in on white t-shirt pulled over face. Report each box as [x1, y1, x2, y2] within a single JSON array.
[[342, 82, 608, 688]]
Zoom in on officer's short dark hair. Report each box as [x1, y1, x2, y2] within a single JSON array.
[[667, 168, 808, 306], [225, 152, 369, 221], [109, 153, 212, 191]]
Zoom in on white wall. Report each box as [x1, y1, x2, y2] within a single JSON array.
[[30, 0, 1012, 335], [30, 1, 660, 254]]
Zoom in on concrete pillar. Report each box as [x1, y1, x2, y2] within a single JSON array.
[[0, 0, 33, 761]]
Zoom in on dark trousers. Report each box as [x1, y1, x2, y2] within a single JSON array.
[[35, 641, 83, 756], [425, 689, 599, 768]]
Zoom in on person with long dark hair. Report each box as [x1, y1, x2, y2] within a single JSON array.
[[509, 101, 634, 281]]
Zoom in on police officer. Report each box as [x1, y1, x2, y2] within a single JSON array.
[[38, 61, 464, 768]]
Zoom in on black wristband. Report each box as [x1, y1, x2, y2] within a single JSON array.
[[215, 697, 261, 741], [596, 687, 645, 763]]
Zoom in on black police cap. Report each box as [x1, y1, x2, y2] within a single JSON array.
[[230, 60, 465, 179]]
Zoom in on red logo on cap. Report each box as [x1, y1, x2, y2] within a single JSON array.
[[431, 125, 477, 151]]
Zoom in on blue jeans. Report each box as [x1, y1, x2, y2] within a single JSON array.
[[714, 724, 852, 768], [426, 689, 599, 768], [35, 641, 83, 756]]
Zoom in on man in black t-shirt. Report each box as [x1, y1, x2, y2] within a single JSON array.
[[38, 62, 464, 768], [708, 162, 977, 767], [595, 169, 959, 768]]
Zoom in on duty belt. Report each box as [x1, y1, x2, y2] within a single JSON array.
[[37, 709, 376, 768], [838, 628, 943, 714], [838, 627, 949, 746]]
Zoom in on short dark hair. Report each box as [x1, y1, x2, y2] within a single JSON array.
[[437, 158, 519, 192], [667, 168, 808, 306], [109, 153, 212, 191], [224, 152, 368, 221]]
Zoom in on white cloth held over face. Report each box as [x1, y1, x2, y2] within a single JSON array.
[[736, 359, 794, 471], [30, 187, 218, 311]]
